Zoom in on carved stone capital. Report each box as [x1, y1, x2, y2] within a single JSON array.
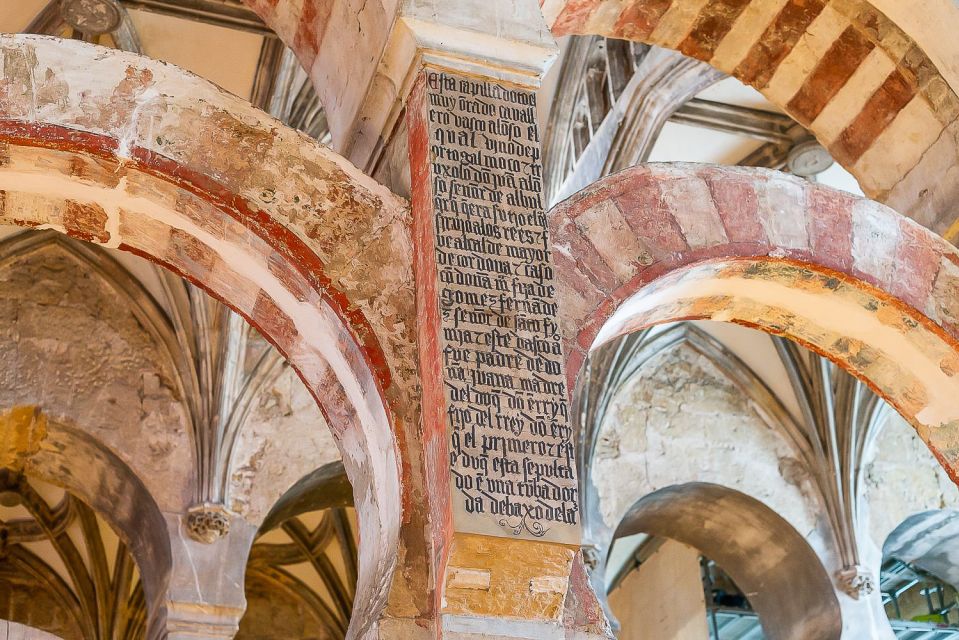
[[186, 504, 231, 544], [836, 565, 875, 599]]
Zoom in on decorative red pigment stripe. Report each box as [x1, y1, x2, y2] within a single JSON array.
[[0, 120, 395, 395], [787, 25, 874, 126], [613, 0, 676, 41], [701, 170, 764, 244], [830, 69, 914, 165], [550, 0, 602, 35], [612, 177, 689, 257], [292, 0, 332, 70], [735, 0, 828, 89], [806, 187, 855, 273], [406, 71, 452, 621], [678, 0, 754, 62]]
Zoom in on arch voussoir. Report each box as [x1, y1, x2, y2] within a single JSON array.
[[0, 34, 416, 640], [551, 163, 959, 484], [541, 0, 959, 234]]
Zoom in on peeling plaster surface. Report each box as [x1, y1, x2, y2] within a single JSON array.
[[0, 243, 193, 512], [594, 344, 818, 539]]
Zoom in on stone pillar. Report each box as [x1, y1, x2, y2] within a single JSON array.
[[150, 513, 256, 640], [406, 56, 607, 638]]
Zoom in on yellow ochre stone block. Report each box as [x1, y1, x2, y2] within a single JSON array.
[[442, 533, 577, 620], [0, 406, 46, 471]]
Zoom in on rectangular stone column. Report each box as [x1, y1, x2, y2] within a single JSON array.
[[408, 68, 586, 630], [409, 69, 579, 547]]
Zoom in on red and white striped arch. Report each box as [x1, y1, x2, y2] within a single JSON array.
[[243, 0, 400, 154], [541, 0, 959, 236], [0, 34, 414, 638], [551, 164, 959, 484]]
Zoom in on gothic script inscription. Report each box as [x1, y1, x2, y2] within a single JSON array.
[[425, 70, 578, 544]]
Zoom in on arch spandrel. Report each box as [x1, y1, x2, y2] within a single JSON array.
[[541, 0, 959, 236], [0, 34, 415, 639], [550, 163, 959, 485]]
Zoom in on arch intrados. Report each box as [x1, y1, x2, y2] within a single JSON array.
[[593, 257, 959, 478], [616, 483, 841, 640], [0, 35, 405, 639], [552, 164, 959, 486]]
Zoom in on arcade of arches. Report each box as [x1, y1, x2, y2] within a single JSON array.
[[2, 1, 959, 639]]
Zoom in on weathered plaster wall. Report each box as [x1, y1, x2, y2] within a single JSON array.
[[0, 241, 193, 513], [594, 344, 819, 539], [865, 411, 959, 548], [229, 364, 341, 524], [608, 540, 708, 640]]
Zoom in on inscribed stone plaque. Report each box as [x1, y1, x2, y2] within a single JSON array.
[[411, 69, 579, 544]]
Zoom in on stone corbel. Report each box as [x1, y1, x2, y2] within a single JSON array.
[[836, 565, 876, 600], [185, 503, 232, 544]]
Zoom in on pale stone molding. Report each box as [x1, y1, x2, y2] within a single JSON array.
[[344, 0, 560, 170]]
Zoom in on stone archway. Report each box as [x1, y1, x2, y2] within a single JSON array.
[[541, 0, 959, 235], [616, 483, 842, 640], [0, 410, 173, 640], [0, 34, 416, 639], [550, 163, 959, 485]]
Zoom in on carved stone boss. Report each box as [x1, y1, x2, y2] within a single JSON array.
[[409, 68, 579, 544]]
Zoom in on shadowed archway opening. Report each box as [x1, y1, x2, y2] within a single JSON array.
[[612, 483, 842, 640]]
